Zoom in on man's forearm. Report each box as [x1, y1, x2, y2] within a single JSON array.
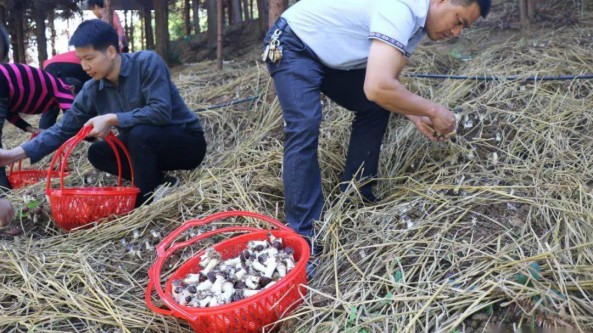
[[2, 147, 27, 166], [366, 79, 437, 118]]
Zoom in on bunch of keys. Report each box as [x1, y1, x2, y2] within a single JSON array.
[[262, 29, 283, 64]]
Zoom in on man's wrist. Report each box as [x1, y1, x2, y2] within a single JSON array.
[[109, 113, 119, 126], [424, 105, 439, 119], [8, 147, 27, 164]]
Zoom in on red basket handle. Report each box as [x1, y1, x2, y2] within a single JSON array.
[[145, 211, 294, 321], [146, 225, 261, 319], [9, 133, 69, 176], [45, 125, 136, 193]]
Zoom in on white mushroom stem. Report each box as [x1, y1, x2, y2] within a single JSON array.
[[224, 257, 241, 266], [199, 296, 212, 307], [285, 257, 295, 271], [264, 281, 277, 289], [183, 273, 202, 284], [277, 262, 287, 277], [248, 240, 269, 250], [178, 290, 191, 306], [202, 258, 220, 274], [264, 257, 278, 278], [242, 289, 260, 297], [268, 233, 277, 243], [235, 268, 247, 280], [211, 275, 225, 294], [144, 240, 153, 251], [259, 247, 279, 257], [172, 287, 183, 302], [196, 279, 213, 291], [199, 257, 211, 268], [245, 276, 260, 290], [209, 297, 219, 307], [219, 281, 235, 302], [218, 263, 229, 272], [252, 260, 267, 274]]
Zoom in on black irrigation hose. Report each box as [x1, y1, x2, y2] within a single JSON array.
[[404, 73, 593, 81], [195, 95, 262, 112]]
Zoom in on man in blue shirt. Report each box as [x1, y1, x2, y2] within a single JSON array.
[[264, 0, 491, 261], [0, 20, 207, 207]]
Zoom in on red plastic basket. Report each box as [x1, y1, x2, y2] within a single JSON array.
[[7, 134, 70, 189], [146, 211, 310, 333], [46, 126, 140, 231]]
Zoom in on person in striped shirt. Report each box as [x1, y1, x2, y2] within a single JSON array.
[[0, 63, 75, 191], [0, 23, 13, 224]]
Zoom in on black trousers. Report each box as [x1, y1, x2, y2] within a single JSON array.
[[87, 124, 207, 206]]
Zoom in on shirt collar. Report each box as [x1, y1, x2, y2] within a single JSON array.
[[99, 53, 130, 90]]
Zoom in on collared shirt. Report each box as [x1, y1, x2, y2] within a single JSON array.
[[282, 0, 429, 70], [0, 63, 74, 132], [22, 50, 203, 163]]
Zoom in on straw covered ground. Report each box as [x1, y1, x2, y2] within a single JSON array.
[[2, 4, 593, 333]]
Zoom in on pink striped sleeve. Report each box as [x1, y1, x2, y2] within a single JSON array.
[[19, 66, 38, 114], [0, 65, 15, 99], [8, 64, 25, 112], [50, 76, 74, 110], [30, 70, 49, 114]]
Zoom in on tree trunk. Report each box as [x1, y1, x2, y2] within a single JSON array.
[[154, 0, 169, 63], [33, 0, 48, 66], [249, 0, 254, 21], [230, 0, 241, 24], [519, 0, 527, 26], [268, 0, 285, 28], [124, 10, 129, 43], [207, 0, 217, 48], [9, 12, 25, 63], [105, 0, 113, 26], [184, 0, 191, 35], [140, 12, 145, 49], [520, 0, 537, 26], [16, 18, 25, 63], [257, 0, 268, 33], [217, 0, 223, 70], [0, 1, 6, 27], [226, 0, 232, 25], [527, 0, 536, 20], [129, 11, 135, 52], [192, 0, 200, 33], [242, 0, 249, 20], [48, 11, 57, 56], [143, 8, 154, 50]]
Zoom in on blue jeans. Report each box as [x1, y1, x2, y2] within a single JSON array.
[[265, 18, 391, 239], [39, 106, 61, 130]]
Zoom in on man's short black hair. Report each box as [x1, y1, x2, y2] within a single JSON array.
[[88, 0, 105, 8], [69, 20, 119, 53], [454, 0, 491, 18]]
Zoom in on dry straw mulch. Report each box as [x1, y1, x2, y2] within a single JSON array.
[[2, 14, 593, 333]]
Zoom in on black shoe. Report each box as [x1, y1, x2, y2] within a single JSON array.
[[153, 176, 180, 201]]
